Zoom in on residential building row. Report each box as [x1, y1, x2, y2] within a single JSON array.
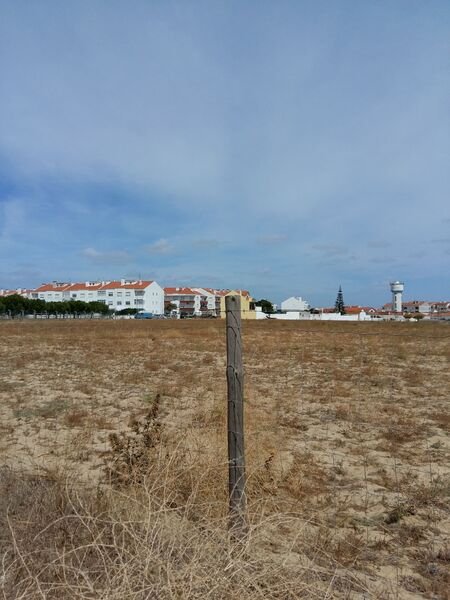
[[382, 300, 450, 315], [164, 287, 256, 318], [2, 281, 449, 321], [0, 282, 258, 318], [1, 280, 164, 314]]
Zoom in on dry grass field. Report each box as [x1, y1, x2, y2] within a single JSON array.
[[0, 319, 449, 599]]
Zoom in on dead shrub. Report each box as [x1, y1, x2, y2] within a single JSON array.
[[105, 393, 162, 485], [0, 467, 369, 600], [281, 451, 331, 504], [381, 416, 428, 446], [65, 409, 89, 427]]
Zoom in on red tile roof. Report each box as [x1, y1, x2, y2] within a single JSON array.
[[194, 288, 250, 298], [0, 290, 18, 297], [1, 289, 36, 297], [202, 288, 229, 296], [66, 283, 103, 291], [319, 306, 375, 314], [35, 280, 154, 292], [99, 280, 153, 290], [236, 290, 250, 298], [35, 283, 71, 292], [164, 287, 200, 295], [344, 305, 377, 314]]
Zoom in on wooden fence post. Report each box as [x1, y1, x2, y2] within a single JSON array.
[[225, 295, 247, 534]]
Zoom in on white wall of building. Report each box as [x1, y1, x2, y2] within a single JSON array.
[[143, 282, 164, 314], [33, 280, 164, 314], [164, 289, 203, 316], [310, 311, 370, 321], [96, 283, 164, 314], [262, 311, 310, 320], [192, 288, 217, 313], [281, 296, 310, 312]]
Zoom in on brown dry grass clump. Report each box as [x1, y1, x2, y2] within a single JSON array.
[[0, 465, 366, 599], [0, 318, 449, 598]]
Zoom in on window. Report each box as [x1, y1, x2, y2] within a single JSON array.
[[108, 301, 113, 306], [88, 293, 93, 297], [125, 301, 130, 306], [125, 292, 131, 296], [135, 291, 144, 296], [117, 291, 122, 296], [117, 301, 122, 306], [98, 290, 106, 296], [72, 294, 77, 298], [108, 292, 113, 297]]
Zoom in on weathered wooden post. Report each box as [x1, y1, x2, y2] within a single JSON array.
[[225, 295, 247, 534]]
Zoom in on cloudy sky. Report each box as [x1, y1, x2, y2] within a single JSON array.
[[1, 1, 449, 306]]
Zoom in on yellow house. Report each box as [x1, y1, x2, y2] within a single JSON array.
[[219, 290, 256, 319]]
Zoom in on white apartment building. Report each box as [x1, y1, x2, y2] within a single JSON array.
[[32, 280, 164, 314], [164, 287, 207, 317], [31, 282, 71, 302], [164, 287, 229, 317], [192, 288, 227, 316]]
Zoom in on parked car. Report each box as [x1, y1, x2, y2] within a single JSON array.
[[134, 312, 154, 319]]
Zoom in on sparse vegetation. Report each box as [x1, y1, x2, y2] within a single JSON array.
[[0, 319, 448, 598]]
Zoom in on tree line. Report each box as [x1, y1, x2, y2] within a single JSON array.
[[0, 294, 111, 316]]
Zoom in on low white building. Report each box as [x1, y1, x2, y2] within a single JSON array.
[[310, 310, 370, 321], [257, 310, 310, 320], [32, 280, 164, 314], [260, 309, 371, 322], [281, 296, 310, 312]]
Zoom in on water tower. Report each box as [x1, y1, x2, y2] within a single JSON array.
[[390, 281, 404, 313]]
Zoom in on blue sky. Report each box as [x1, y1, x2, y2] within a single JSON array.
[[1, 1, 449, 306]]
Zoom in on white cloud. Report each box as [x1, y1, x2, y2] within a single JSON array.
[[257, 235, 287, 245], [367, 240, 391, 249], [311, 244, 350, 257], [145, 239, 176, 256], [1, 2, 448, 222], [0, 199, 26, 244], [82, 247, 131, 264], [191, 239, 220, 249], [0, 3, 449, 305]]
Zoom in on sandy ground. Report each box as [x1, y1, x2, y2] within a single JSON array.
[[0, 318, 449, 598]]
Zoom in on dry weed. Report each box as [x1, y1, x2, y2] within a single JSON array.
[[0, 318, 448, 598]]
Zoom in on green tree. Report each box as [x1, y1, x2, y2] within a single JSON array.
[[87, 301, 110, 314], [164, 301, 177, 314], [254, 298, 274, 313], [115, 307, 138, 315], [0, 294, 27, 316], [0, 295, 111, 317], [334, 286, 346, 315]]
